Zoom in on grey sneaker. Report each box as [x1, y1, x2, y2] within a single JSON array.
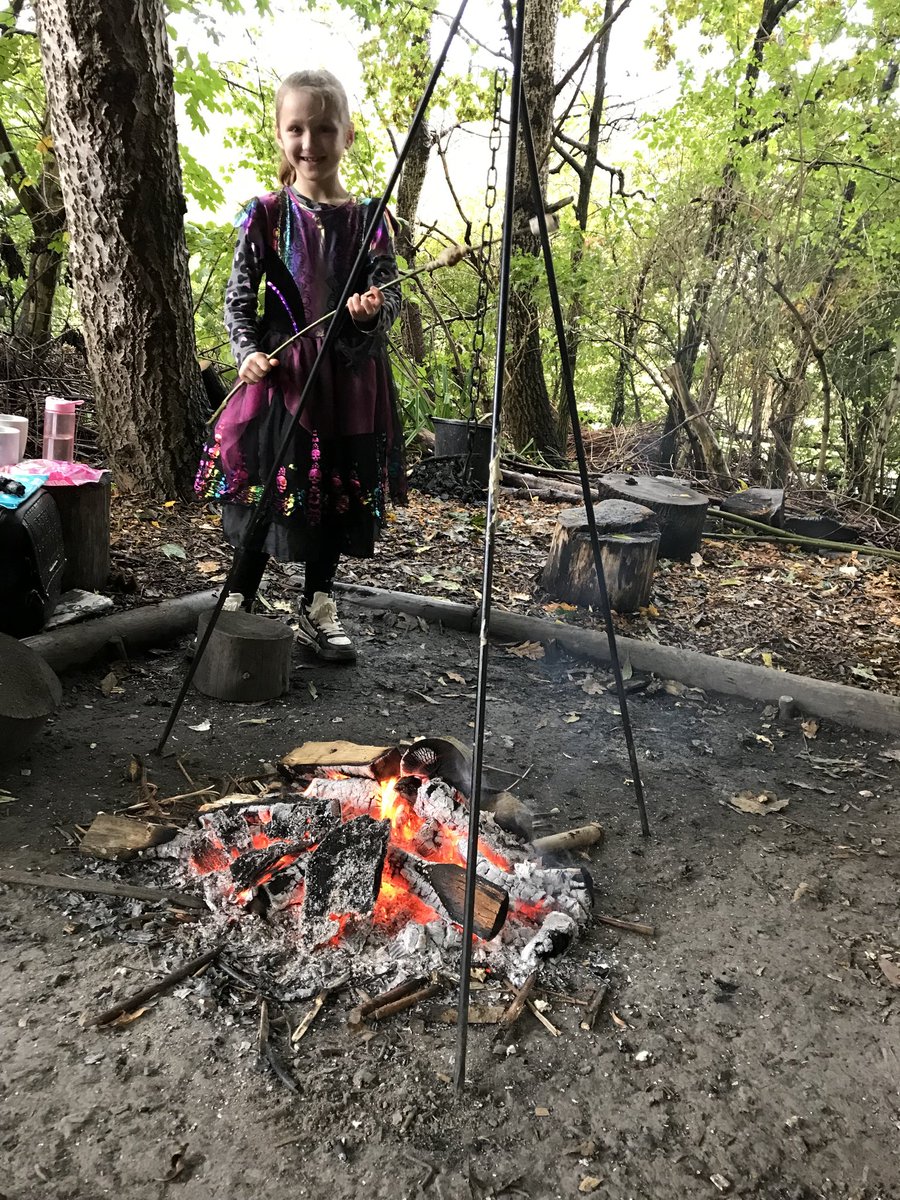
[[296, 591, 357, 662]]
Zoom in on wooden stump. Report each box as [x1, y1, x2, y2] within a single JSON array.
[[45, 474, 111, 591], [721, 488, 785, 528], [542, 500, 661, 612], [596, 474, 709, 560], [193, 610, 293, 703], [0, 632, 62, 762]]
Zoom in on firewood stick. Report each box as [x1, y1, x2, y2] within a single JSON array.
[[88, 945, 223, 1026], [596, 914, 655, 937], [370, 982, 442, 1021], [206, 243, 472, 427], [531, 823, 605, 855], [580, 982, 610, 1031], [292, 972, 350, 1045], [525, 998, 561, 1037], [498, 970, 538, 1033], [0, 868, 206, 910], [357, 975, 427, 1018]]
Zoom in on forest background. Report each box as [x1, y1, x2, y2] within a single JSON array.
[[1, 0, 898, 511]]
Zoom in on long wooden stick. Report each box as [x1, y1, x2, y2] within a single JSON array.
[[0, 868, 206, 910], [88, 945, 223, 1026], [709, 507, 900, 563], [597, 913, 655, 937], [370, 981, 442, 1021], [357, 975, 427, 1018], [206, 244, 471, 427], [532, 823, 604, 855]]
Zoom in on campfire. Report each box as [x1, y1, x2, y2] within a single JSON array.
[[163, 738, 596, 999]]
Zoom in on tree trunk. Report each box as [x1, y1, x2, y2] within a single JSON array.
[[394, 28, 432, 367], [11, 117, 65, 344], [504, 0, 563, 461], [861, 339, 900, 505], [660, 0, 800, 469], [34, 0, 205, 497]]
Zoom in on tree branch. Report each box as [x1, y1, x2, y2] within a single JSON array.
[[554, 0, 633, 97]]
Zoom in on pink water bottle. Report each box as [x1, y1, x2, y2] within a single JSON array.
[[42, 396, 83, 461]]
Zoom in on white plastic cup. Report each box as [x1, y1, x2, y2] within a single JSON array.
[[0, 414, 27, 460], [0, 424, 21, 467]]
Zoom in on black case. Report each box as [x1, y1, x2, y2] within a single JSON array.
[[0, 488, 66, 636]]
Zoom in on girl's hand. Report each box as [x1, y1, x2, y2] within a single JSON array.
[[238, 352, 278, 384], [347, 286, 384, 326]]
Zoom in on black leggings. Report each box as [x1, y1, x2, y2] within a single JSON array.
[[230, 548, 340, 610]]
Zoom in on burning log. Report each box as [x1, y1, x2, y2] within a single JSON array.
[[282, 740, 400, 782], [520, 912, 579, 972], [302, 815, 391, 946], [389, 847, 509, 941]]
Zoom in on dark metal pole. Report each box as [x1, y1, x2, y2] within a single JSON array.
[[155, 0, 472, 756], [518, 87, 649, 836], [453, 0, 527, 1093]]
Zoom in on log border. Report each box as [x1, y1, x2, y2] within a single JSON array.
[[24, 583, 900, 735]]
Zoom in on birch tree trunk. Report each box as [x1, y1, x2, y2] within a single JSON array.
[[34, 0, 205, 496]]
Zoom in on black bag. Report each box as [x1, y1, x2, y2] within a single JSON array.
[[0, 488, 66, 636]]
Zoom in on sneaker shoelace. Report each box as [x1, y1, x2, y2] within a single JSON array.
[[308, 595, 348, 640]]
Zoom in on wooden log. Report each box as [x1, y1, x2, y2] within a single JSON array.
[[26, 588, 219, 671], [531, 823, 605, 855], [45, 474, 111, 592], [281, 740, 401, 782], [0, 632, 62, 763], [389, 847, 510, 940], [79, 811, 177, 861], [192, 610, 293, 703], [0, 867, 205, 908], [596, 473, 709, 560], [720, 487, 784, 528], [541, 500, 660, 611], [302, 815, 391, 945], [338, 584, 900, 735]]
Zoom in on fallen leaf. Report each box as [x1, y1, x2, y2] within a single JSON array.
[[163, 500, 177, 508], [195, 559, 221, 575], [690, 552, 704, 567], [534, 1107, 550, 1118], [159, 1145, 189, 1183], [160, 543, 187, 560], [581, 676, 606, 696], [800, 719, 819, 739], [879, 957, 900, 988], [188, 720, 211, 732], [761, 652, 774, 668], [445, 670, 466, 685], [108, 1005, 151, 1027], [507, 641, 545, 660], [728, 790, 788, 815], [563, 713, 581, 723], [579, 1178, 602, 1194], [99, 671, 118, 697]]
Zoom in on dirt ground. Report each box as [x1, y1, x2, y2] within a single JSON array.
[[2, 610, 899, 1200]]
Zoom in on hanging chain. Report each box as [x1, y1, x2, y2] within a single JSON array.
[[467, 66, 507, 427]]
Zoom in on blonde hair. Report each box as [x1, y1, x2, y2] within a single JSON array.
[[275, 70, 351, 187]]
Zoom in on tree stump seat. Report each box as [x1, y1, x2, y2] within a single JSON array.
[[0, 633, 63, 763], [596, 473, 709, 560], [193, 610, 294, 703], [720, 488, 785, 528], [542, 499, 661, 612]]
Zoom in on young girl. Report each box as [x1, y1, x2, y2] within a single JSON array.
[[196, 69, 406, 662]]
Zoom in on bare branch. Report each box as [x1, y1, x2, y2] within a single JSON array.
[[554, 0, 634, 97]]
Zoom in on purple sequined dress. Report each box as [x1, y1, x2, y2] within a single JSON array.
[[195, 189, 407, 561]]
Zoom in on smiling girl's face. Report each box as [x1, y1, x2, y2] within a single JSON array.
[[275, 88, 354, 202]]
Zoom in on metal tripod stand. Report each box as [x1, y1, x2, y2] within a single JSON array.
[[153, 0, 650, 1092]]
